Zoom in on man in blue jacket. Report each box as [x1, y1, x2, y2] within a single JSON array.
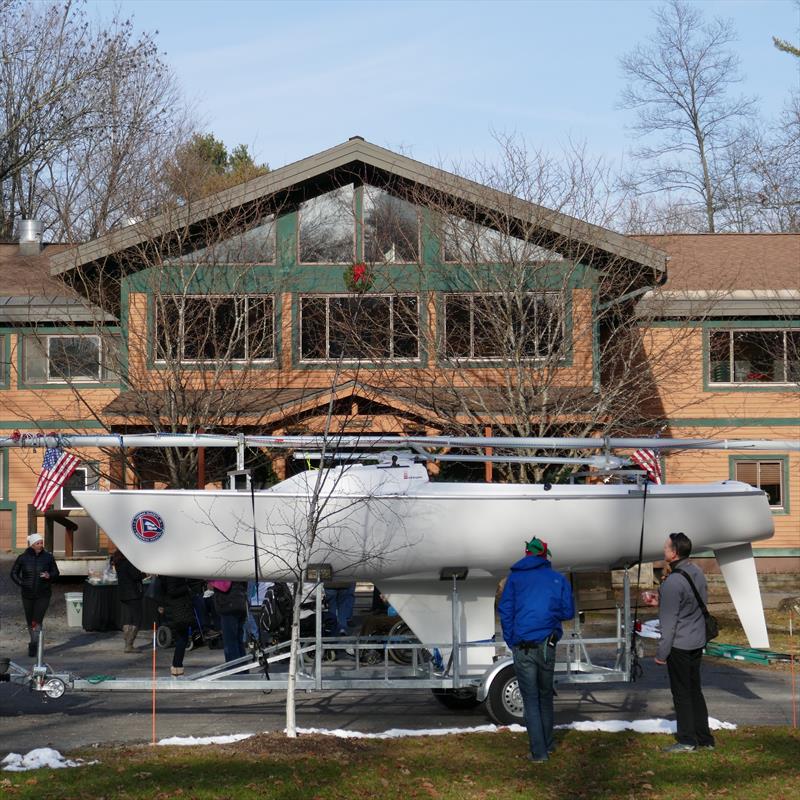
[[499, 537, 575, 762]]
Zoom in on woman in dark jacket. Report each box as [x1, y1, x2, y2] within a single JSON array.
[[10, 533, 60, 656], [156, 576, 195, 676], [111, 550, 146, 653]]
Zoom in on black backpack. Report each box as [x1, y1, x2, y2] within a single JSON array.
[[260, 582, 293, 637]]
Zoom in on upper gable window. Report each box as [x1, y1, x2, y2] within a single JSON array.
[[709, 329, 799, 384], [155, 295, 274, 363], [363, 186, 420, 263], [167, 216, 276, 264], [298, 185, 355, 264], [441, 216, 561, 264]]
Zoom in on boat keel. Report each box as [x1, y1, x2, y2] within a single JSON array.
[[713, 543, 769, 649]]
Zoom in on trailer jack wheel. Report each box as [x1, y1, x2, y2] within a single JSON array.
[[484, 664, 524, 725], [44, 677, 66, 699], [431, 687, 481, 711]]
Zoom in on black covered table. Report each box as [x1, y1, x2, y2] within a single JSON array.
[[81, 582, 160, 632], [81, 582, 122, 631]]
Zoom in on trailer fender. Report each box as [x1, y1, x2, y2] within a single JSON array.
[[477, 655, 514, 703]]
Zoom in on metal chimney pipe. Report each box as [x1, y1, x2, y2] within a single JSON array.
[[18, 219, 42, 256]]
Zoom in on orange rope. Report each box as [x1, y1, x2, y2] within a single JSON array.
[[791, 609, 797, 730], [152, 622, 157, 744]]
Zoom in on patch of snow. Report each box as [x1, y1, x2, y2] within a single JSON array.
[[294, 724, 525, 739], [153, 717, 737, 749], [158, 733, 255, 746], [557, 717, 736, 733], [1, 748, 98, 772]]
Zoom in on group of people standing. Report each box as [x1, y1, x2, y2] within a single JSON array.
[[10, 529, 715, 758], [499, 531, 714, 762]]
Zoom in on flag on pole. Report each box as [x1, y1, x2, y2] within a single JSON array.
[[32, 447, 81, 512], [631, 448, 662, 484]]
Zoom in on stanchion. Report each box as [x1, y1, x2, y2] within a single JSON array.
[[151, 622, 157, 744]]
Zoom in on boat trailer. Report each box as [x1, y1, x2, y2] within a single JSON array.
[[1, 574, 638, 725]]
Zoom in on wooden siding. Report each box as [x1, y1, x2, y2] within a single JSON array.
[[664, 425, 800, 551], [643, 327, 800, 419]]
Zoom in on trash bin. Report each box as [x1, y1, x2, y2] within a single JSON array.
[[65, 592, 84, 628]]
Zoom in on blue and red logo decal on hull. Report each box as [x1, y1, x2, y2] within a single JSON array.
[[131, 511, 165, 543]]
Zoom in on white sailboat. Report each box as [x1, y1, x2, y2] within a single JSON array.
[[4, 432, 790, 666]]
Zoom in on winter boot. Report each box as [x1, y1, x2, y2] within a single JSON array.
[[122, 625, 135, 653], [128, 626, 139, 652], [27, 626, 39, 657]]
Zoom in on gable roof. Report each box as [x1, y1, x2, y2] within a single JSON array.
[[49, 137, 667, 277]]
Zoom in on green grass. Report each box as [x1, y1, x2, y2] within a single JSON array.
[[2, 727, 798, 800]]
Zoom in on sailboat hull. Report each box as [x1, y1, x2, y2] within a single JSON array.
[[74, 470, 773, 582]]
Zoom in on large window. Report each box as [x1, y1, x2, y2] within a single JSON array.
[[440, 216, 562, 264], [298, 185, 355, 264], [167, 216, 276, 264], [363, 186, 419, 263], [22, 334, 119, 383], [443, 292, 563, 359], [155, 295, 274, 362], [734, 460, 785, 509], [710, 329, 800, 384], [300, 295, 419, 361]]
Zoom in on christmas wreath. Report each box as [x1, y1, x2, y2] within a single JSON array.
[[343, 262, 374, 293]]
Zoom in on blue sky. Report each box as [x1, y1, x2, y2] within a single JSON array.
[[93, 0, 798, 171]]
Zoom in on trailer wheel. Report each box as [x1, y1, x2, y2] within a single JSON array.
[[156, 625, 173, 648], [484, 664, 524, 725], [431, 687, 481, 710]]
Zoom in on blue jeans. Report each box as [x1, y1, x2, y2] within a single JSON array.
[[220, 613, 246, 663], [325, 585, 355, 635], [513, 642, 555, 760]]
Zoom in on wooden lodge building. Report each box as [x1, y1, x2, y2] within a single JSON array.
[[1, 138, 797, 572]]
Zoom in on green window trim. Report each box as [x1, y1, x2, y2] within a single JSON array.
[[703, 322, 800, 393], [16, 327, 123, 389], [151, 293, 277, 366], [0, 334, 9, 389], [729, 454, 791, 516]]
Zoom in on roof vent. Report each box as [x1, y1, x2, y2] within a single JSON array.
[[17, 219, 42, 256]]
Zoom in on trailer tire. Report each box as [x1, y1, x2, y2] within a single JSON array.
[[484, 664, 525, 725], [431, 687, 481, 711]]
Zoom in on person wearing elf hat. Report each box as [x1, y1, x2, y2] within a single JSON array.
[[10, 533, 60, 656], [498, 536, 574, 763]]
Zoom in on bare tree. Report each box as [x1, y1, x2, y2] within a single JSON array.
[[619, 0, 755, 232], [361, 136, 721, 482], [0, 0, 188, 241]]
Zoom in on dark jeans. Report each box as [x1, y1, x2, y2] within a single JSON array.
[[513, 642, 555, 760], [220, 612, 246, 663], [325, 585, 355, 635], [172, 622, 190, 668], [22, 594, 51, 629], [667, 646, 715, 747]]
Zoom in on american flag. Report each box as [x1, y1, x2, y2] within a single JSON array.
[[32, 447, 81, 512], [631, 448, 662, 484]]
